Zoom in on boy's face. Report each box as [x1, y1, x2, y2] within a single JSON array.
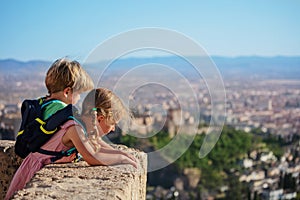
[[71, 92, 81, 104], [63, 87, 80, 105]]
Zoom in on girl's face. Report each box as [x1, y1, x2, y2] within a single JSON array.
[[98, 116, 117, 136]]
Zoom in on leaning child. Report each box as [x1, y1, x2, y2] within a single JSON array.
[[6, 58, 93, 199]]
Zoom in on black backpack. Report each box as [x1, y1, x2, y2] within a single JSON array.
[[15, 98, 80, 161]]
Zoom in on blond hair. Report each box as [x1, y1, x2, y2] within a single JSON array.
[[82, 88, 128, 124], [45, 58, 94, 94]]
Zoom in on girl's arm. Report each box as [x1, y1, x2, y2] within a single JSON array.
[[64, 125, 137, 168], [96, 137, 115, 150], [98, 146, 137, 163]]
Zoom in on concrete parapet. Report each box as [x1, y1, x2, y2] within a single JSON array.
[[0, 140, 23, 200], [0, 140, 147, 200]]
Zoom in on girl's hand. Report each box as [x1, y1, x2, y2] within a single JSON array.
[[121, 151, 137, 162], [121, 155, 138, 169]]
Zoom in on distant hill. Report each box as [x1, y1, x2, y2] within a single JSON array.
[[86, 56, 300, 80], [0, 56, 299, 103], [0, 56, 299, 80], [0, 59, 51, 74], [212, 56, 300, 79]]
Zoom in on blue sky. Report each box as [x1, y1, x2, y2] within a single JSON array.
[[0, 0, 300, 61]]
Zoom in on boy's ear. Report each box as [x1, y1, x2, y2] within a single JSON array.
[[63, 87, 72, 96]]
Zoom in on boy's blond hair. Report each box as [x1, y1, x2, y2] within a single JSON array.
[[45, 58, 94, 94]]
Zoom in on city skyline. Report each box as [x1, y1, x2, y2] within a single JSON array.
[[1, 1, 300, 62]]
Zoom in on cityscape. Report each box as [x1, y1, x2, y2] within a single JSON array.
[[0, 57, 300, 199], [1, 1, 299, 199]]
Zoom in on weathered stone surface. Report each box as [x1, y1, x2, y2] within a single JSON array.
[[0, 140, 23, 200], [0, 141, 147, 200]]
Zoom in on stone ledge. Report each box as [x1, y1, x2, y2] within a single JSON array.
[[0, 140, 23, 200], [0, 140, 147, 200]]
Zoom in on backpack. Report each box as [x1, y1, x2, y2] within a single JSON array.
[[15, 98, 80, 161]]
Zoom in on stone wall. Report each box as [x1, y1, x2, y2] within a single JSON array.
[[0, 140, 147, 200], [0, 140, 23, 200]]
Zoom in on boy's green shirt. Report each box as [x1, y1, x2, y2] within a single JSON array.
[[43, 100, 67, 120]]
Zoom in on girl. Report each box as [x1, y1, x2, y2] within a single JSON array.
[[64, 88, 137, 167]]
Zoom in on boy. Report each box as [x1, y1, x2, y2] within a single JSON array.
[[5, 58, 94, 200], [43, 59, 94, 119]]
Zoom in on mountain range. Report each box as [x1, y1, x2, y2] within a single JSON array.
[[0, 56, 299, 80]]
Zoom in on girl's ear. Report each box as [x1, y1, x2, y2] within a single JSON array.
[[97, 115, 105, 122]]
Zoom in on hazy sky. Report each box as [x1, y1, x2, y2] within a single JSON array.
[[1, 0, 299, 61]]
